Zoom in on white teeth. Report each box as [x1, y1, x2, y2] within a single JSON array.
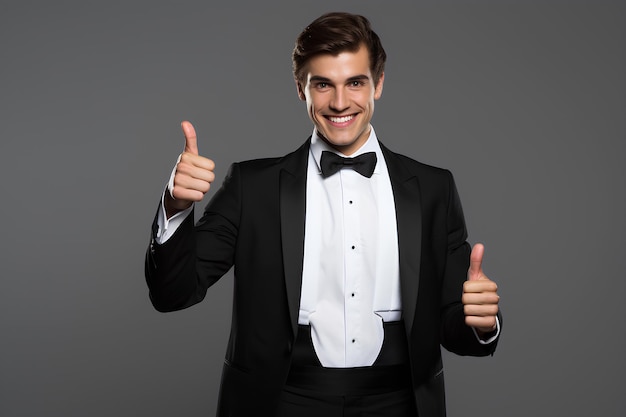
[[328, 115, 354, 123]]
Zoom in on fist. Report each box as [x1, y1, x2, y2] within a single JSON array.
[[462, 243, 500, 334], [165, 121, 215, 216]]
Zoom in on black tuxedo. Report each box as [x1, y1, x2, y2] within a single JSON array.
[[145, 138, 500, 416]]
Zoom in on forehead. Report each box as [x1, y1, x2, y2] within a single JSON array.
[[304, 46, 372, 81]]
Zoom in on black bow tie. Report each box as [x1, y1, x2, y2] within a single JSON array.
[[319, 151, 377, 178]]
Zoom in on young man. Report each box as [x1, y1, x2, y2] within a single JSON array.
[[146, 12, 501, 417]]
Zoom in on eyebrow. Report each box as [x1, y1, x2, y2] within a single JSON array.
[[309, 75, 370, 83]]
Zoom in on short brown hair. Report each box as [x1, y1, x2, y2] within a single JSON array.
[[292, 12, 387, 86]]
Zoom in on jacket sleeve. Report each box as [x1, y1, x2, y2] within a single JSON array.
[[439, 170, 501, 356], [144, 163, 242, 312]]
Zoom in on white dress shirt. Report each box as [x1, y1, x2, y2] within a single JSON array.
[[299, 127, 402, 368]]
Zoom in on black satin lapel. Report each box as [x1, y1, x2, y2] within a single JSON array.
[[280, 142, 309, 338], [382, 146, 422, 334]]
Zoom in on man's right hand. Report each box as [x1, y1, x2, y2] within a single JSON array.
[[164, 121, 215, 218]]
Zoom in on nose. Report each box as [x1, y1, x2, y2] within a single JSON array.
[[329, 87, 349, 112]]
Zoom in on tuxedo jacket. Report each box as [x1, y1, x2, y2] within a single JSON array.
[[145, 138, 500, 417]]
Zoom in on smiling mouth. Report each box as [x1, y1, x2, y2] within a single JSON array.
[[326, 114, 356, 125]]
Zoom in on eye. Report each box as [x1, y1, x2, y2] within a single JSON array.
[[315, 82, 328, 89], [350, 80, 365, 88]]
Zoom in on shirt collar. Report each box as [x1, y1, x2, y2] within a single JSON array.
[[310, 125, 384, 175]]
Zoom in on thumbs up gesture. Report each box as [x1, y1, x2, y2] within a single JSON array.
[[164, 121, 216, 217], [462, 243, 500, 335]]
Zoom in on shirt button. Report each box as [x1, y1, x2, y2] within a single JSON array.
[[351, 245, 355, 250], [352, 339, 356, 343]]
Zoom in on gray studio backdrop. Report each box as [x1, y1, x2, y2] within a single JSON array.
[[1, 1, 624, 416]]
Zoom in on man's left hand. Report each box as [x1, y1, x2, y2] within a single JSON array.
[[462, 243, 500, 336]]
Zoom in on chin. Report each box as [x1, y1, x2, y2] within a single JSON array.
[[323, 136, 356, 148]]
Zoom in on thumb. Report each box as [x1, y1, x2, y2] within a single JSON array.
[[468, 243, 485, 281], [181, 120, 199, 155]]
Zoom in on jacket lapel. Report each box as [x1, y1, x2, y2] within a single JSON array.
[[279, 139, 310, 338], [380, 143, 423, 334]]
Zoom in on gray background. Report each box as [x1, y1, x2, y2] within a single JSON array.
[[1, 0, 624, 416]]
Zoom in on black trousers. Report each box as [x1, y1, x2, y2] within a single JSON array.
[[277, 322, 418, 417]]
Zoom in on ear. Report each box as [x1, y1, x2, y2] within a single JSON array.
[[374, 72, 385, 100], [295, 78, 306, 101]]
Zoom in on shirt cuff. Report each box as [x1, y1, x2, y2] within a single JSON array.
[[472, 316, 501, 345], [155, 184, 193, 244]]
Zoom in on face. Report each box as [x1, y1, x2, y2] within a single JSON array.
[[297, 45, 384, 155]]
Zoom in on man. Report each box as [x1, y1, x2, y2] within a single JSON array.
[[146, 12, 501, 417]]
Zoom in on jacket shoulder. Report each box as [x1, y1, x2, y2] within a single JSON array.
[[381, 143, 454, 182], [231, 138, 310, 175]]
